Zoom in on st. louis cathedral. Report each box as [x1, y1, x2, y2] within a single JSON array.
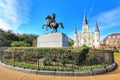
[[74, 13, 100, 49]]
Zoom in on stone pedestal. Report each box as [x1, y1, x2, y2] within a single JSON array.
[[37, 32, 68, 47]]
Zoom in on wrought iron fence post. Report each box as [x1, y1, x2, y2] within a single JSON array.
[[1, 51, 4, 63], [13, 53, 15, 67], [37, 59, 39, 70]]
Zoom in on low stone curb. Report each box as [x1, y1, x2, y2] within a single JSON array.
[[0, 61, 117, 76]]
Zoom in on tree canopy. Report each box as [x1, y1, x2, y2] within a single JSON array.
[[0, 29, 38, 47]]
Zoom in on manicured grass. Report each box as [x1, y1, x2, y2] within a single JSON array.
[[114, 52, 120, 58]]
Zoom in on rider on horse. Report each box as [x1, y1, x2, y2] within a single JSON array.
[[43, 13, 64, 33], [46, 13, 56, 29]]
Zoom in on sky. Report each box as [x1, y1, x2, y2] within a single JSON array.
[[0, 0, 120, 40]]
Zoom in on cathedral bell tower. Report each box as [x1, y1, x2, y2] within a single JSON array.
[[94, 21, 100, 49], [82, 13, 89, 32], [74, 26, 79, 47]]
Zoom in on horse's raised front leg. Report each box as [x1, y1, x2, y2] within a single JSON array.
[[59, 22, 64, 29], [42, 24, 48, 31], [46, 26, 48, 31], [42, 24, 45, 29]]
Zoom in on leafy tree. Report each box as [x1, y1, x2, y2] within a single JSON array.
[[4, 30, 19, 46], [17, 34, 38, 46], [0, 29, 5, 46], [68, 39, 74, 46], [0, 29, 38, 47], [0, 29, 19, 46]]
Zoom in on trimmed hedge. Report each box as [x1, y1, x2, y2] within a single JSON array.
[[3, 47, 89, 66], [1, 47, 114, 71]]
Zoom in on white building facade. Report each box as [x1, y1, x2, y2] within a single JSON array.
[[74, 13, 100, 49]]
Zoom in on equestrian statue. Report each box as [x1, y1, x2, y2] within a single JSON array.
[[42, 13, 64, 33]]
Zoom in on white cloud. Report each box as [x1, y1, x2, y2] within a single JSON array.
[[0, 20, 10, 30], [88, 7, 120, 40], [0, 0, 32, 31], [90, 7, 120, 31]]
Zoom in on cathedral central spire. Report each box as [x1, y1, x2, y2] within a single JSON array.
[[82, 12, 89, 32], [83, 12, 88, 24]]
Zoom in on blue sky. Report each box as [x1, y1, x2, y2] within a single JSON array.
[[0, 0, 120, 40]]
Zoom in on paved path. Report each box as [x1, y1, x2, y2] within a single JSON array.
[[0, 57, 120, 80]]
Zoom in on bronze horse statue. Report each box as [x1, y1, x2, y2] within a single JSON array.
[[42, 14, 64, 33]]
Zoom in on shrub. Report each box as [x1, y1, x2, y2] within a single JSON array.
[[11, 41, 30, 47]]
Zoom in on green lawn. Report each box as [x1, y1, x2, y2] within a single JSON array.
[[114, 52, 120, 58]]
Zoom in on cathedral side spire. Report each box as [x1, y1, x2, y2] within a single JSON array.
[[74, 26, 77, 34], [95, 21, 99, 32], [74, 26, 79, 47], [94, 21, 100, 49]]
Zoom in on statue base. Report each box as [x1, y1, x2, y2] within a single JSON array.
[[37, 32, 68, 47]]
